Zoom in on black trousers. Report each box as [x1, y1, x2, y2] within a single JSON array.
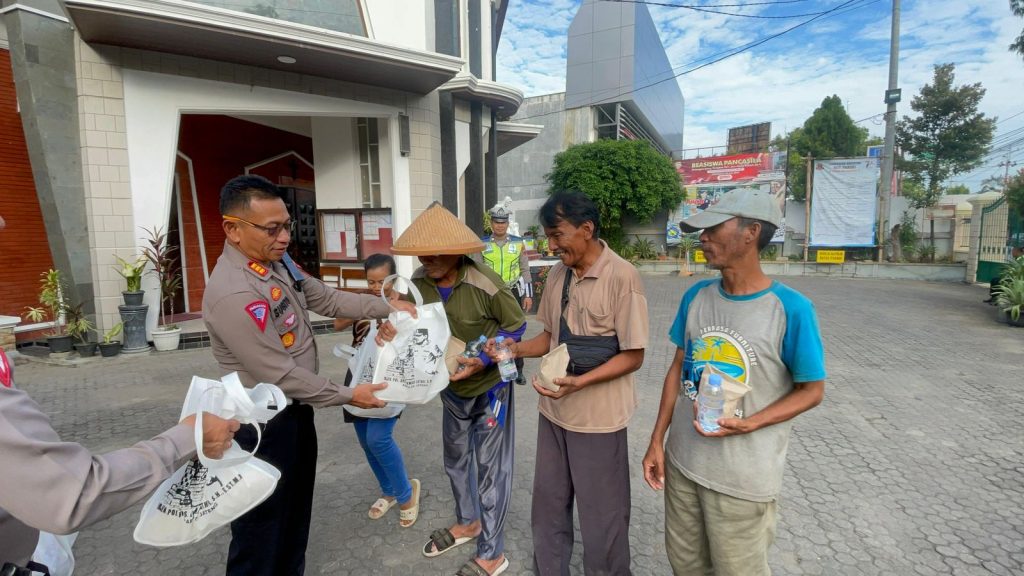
[[227, 403, 317, 576], [532, 414, 632, 576]]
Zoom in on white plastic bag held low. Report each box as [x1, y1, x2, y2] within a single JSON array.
[[372, 275, 452, 404], [335, 322, 405, 419], [133, 373, 286, 547]]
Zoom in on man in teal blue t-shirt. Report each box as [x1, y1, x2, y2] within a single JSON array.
[[642, 188, 827, 576]]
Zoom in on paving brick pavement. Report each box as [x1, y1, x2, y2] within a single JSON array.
[[10, 275, 1024, 575]]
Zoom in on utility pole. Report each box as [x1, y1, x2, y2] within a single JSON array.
[[878, 0, 901, 261], [804, 155, 813, 262]]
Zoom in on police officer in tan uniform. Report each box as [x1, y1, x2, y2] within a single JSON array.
[[0, 350, 239, 572], [203, 175, 414, 576]]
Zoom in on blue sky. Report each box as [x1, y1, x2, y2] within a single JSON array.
[[496, 0, 1024, 190]]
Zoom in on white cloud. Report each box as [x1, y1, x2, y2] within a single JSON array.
[[498, 0, 1024, 185]]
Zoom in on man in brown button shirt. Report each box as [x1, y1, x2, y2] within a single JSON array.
[[203, 175, 414, 576], [490, 191, 649, 575]]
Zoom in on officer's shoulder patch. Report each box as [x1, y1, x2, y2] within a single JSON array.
[[245, 300, 269, 332], [247, 261, 270, 279]]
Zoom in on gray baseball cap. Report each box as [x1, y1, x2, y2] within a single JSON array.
[[679, 188, 782, 233]]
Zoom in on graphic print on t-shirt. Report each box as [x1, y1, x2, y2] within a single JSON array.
[[684, 326, 759, 399]]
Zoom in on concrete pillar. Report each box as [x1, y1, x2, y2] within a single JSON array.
[[3, 1, 94, 318]]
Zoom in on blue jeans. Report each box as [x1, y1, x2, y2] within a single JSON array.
[[353, 417, 413, 504]]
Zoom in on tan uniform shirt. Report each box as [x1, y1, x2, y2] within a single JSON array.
[[203, 242, 390, 407], [0, 385, 193, 566], [536, 241, 649, 433]]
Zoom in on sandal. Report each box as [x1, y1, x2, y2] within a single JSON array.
[[399, 479, 420, 528], [368, 497, 396, 520], [455, 557, 509, 576], [422, 527, 475, 558]]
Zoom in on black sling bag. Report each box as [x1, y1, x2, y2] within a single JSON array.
[[557, 270, 620, 376]]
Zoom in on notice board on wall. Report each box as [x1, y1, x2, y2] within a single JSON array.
[[318, 209, 393, 262]]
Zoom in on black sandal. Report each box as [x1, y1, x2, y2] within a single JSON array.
[[422, 527, 474, 558]]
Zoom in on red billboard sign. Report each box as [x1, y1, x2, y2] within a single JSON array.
[[674, 152, 783, 185]]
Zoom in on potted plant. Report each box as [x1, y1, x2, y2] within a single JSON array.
[[115, 255, 147, 305], [677, 235, 700, 277], [143, 226, 183, 351], [98, 322, 123, 357], [24, 269, 74, 353], [66, 302, 97, 357]]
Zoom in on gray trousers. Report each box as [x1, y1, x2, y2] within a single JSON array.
[[532, 414, 632, 576], [440, 383, 515, 560]]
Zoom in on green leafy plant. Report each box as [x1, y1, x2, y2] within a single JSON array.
[[482, 212, 492, 237], [101, 321, 123, 344], [114, 255, 147, 292], [1005, 169, 1024, 220], [64, 302, 94, 343], [760, 245, 779, 261], [24, 269, 69, 337], [677, 235, 701, 276], [142, 226, 182, 329], [632, 236, 658, 260], [995, 277, 1024, 322], [546, 139, 683, 248], [617, 241, 638, 264]]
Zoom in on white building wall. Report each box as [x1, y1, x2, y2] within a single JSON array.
[[363, 0, 429, 51], [312, 117, 360, 208]]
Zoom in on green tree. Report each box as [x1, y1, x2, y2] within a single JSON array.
[[788, 96, 869, 201], [1006, 169, 1024, 219], [1012, 0, 1024, 59], [897, 63, 995, 257], [944, 184, 971, 195], [546, 139, 683, 248]]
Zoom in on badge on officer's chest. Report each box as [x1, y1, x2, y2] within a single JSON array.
[[270, 286, 282, 301], [281, 331, 296, 348]]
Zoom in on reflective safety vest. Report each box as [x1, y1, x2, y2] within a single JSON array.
[[481, 235, 526, 286]]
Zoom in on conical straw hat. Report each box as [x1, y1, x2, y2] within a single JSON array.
[[390, 202, 485, 256]]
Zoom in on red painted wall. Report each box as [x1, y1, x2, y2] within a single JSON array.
[[176, 115, 314, 307], [0, 49, 55, 329]]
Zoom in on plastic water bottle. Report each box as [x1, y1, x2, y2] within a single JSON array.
[[494, 336, 519, 383], [698, 374, 724, 433], [456, 336, 487, 373]]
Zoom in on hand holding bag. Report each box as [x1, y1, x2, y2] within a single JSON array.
[[133, 373, 286, 547], [372, 275, 452, 404]]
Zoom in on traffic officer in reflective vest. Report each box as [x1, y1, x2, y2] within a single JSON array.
[[480, 205, 532, 385], [202, 175, 416, 576]]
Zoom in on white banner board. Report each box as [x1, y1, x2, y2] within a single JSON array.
[[810, 158, 880, 247]]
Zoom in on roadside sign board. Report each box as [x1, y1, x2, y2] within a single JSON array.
[[816, 250, 846, 264]]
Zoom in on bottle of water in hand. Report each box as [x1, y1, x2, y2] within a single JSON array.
[[494, 336, 519, 383], [698, 374, 724, 433], [456, 336, 487, 373]]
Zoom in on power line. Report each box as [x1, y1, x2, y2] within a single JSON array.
[[605, 0, 827, 18], [513, 0, 874, 124]]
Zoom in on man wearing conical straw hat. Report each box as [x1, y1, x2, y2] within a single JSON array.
[[385, 202, 525, 576]]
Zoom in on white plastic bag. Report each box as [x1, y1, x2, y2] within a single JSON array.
[[372, 275, 452, 404], [31, 532, 77, 576], [335, 322, 405, 419], [133, 373, 286, 547]]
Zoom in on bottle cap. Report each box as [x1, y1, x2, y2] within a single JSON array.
[[495, 336, 505, 343], [709, 374, 722, 386]]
